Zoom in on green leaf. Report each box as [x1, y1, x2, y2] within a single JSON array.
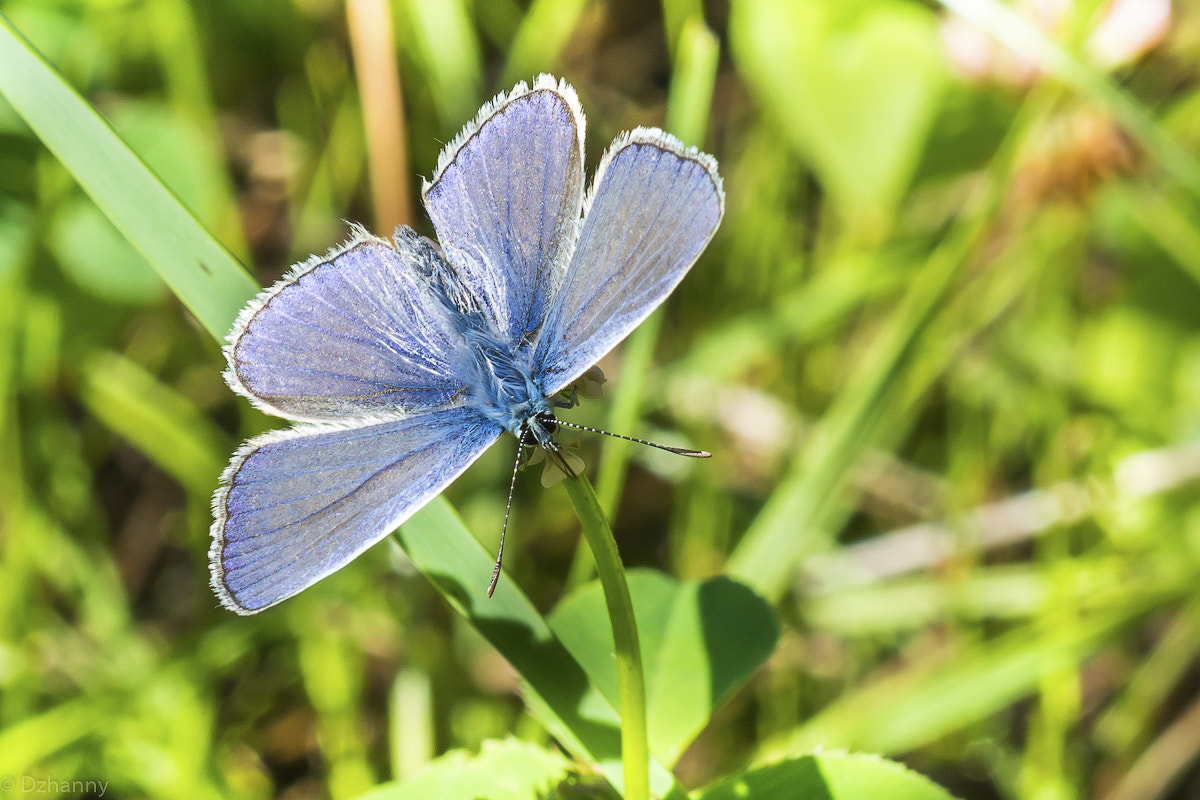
[[550, 571, 779, 765], [0, 12, 257, 340], [394, 504, 685, 799], [697, 753, 958, 800], [354, 738, 572, 800], [731, 0, 948, 237]]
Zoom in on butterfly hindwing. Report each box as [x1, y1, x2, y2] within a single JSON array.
[[422, 75, 585, 341], [533, 128, 724, 395], [226, 227, 469, 422], [210, 406, 503, 613]]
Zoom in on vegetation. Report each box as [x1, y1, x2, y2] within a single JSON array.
[[1, 0, 1199, 798]]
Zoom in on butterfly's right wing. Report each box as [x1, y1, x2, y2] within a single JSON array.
[[226, 226, 468, 422], [532, 129, 724, 395], [210, 406, 502, 614]]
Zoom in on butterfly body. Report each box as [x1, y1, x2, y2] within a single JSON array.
[[408, 252, 562, 452], [461, 324, 552, 436], [210, 75, 723, 613]]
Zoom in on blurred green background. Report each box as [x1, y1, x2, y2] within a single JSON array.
[[3, 0, 1200, 798]]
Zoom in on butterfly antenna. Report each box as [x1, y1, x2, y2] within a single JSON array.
[[489, 432, 528, 597], [553, 419, 711, 458]]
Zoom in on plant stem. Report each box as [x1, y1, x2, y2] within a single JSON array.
[[562, 474, 649, 800]]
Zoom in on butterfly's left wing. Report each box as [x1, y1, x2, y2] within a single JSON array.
[[226, 227, 469, 423], [532, 128, 724, 395], [210, 406, 502, 613]]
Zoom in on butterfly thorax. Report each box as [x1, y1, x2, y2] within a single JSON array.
[[462, 326, 553, 436]]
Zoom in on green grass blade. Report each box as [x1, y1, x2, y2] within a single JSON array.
[[0, 13, 258, 340], [661, 0, 704, 59], [501, 0, 587, 85], [79, 351, 228, 497], [399, 0, 482, 127]]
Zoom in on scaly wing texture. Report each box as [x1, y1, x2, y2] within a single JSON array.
[[421, 74, 585, 341], [226, 226, 468, 422], [534, 128, 724, 395], [210, 406, 503, 613]]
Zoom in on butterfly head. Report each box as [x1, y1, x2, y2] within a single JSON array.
[[521, 410, 562, 452]]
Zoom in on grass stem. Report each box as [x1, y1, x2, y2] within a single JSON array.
[[562, 474, 649, 800]]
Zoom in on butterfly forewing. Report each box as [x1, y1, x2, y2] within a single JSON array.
[[226, 228, 468, 422], [422, 75, 585, 340], [533, 128, 724, 395], [210, 406, 502, 613]]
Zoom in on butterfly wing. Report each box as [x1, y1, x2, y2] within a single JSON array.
[[533, 129, 724, 396], [421, 75, 584, 341], [226, 226, 469, 422], [210, 406, 502, 613]]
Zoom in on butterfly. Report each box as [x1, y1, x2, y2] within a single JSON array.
[[209, 75, 725, 614]]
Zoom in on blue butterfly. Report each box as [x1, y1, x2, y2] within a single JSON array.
[[209, 76, 725, 613]]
